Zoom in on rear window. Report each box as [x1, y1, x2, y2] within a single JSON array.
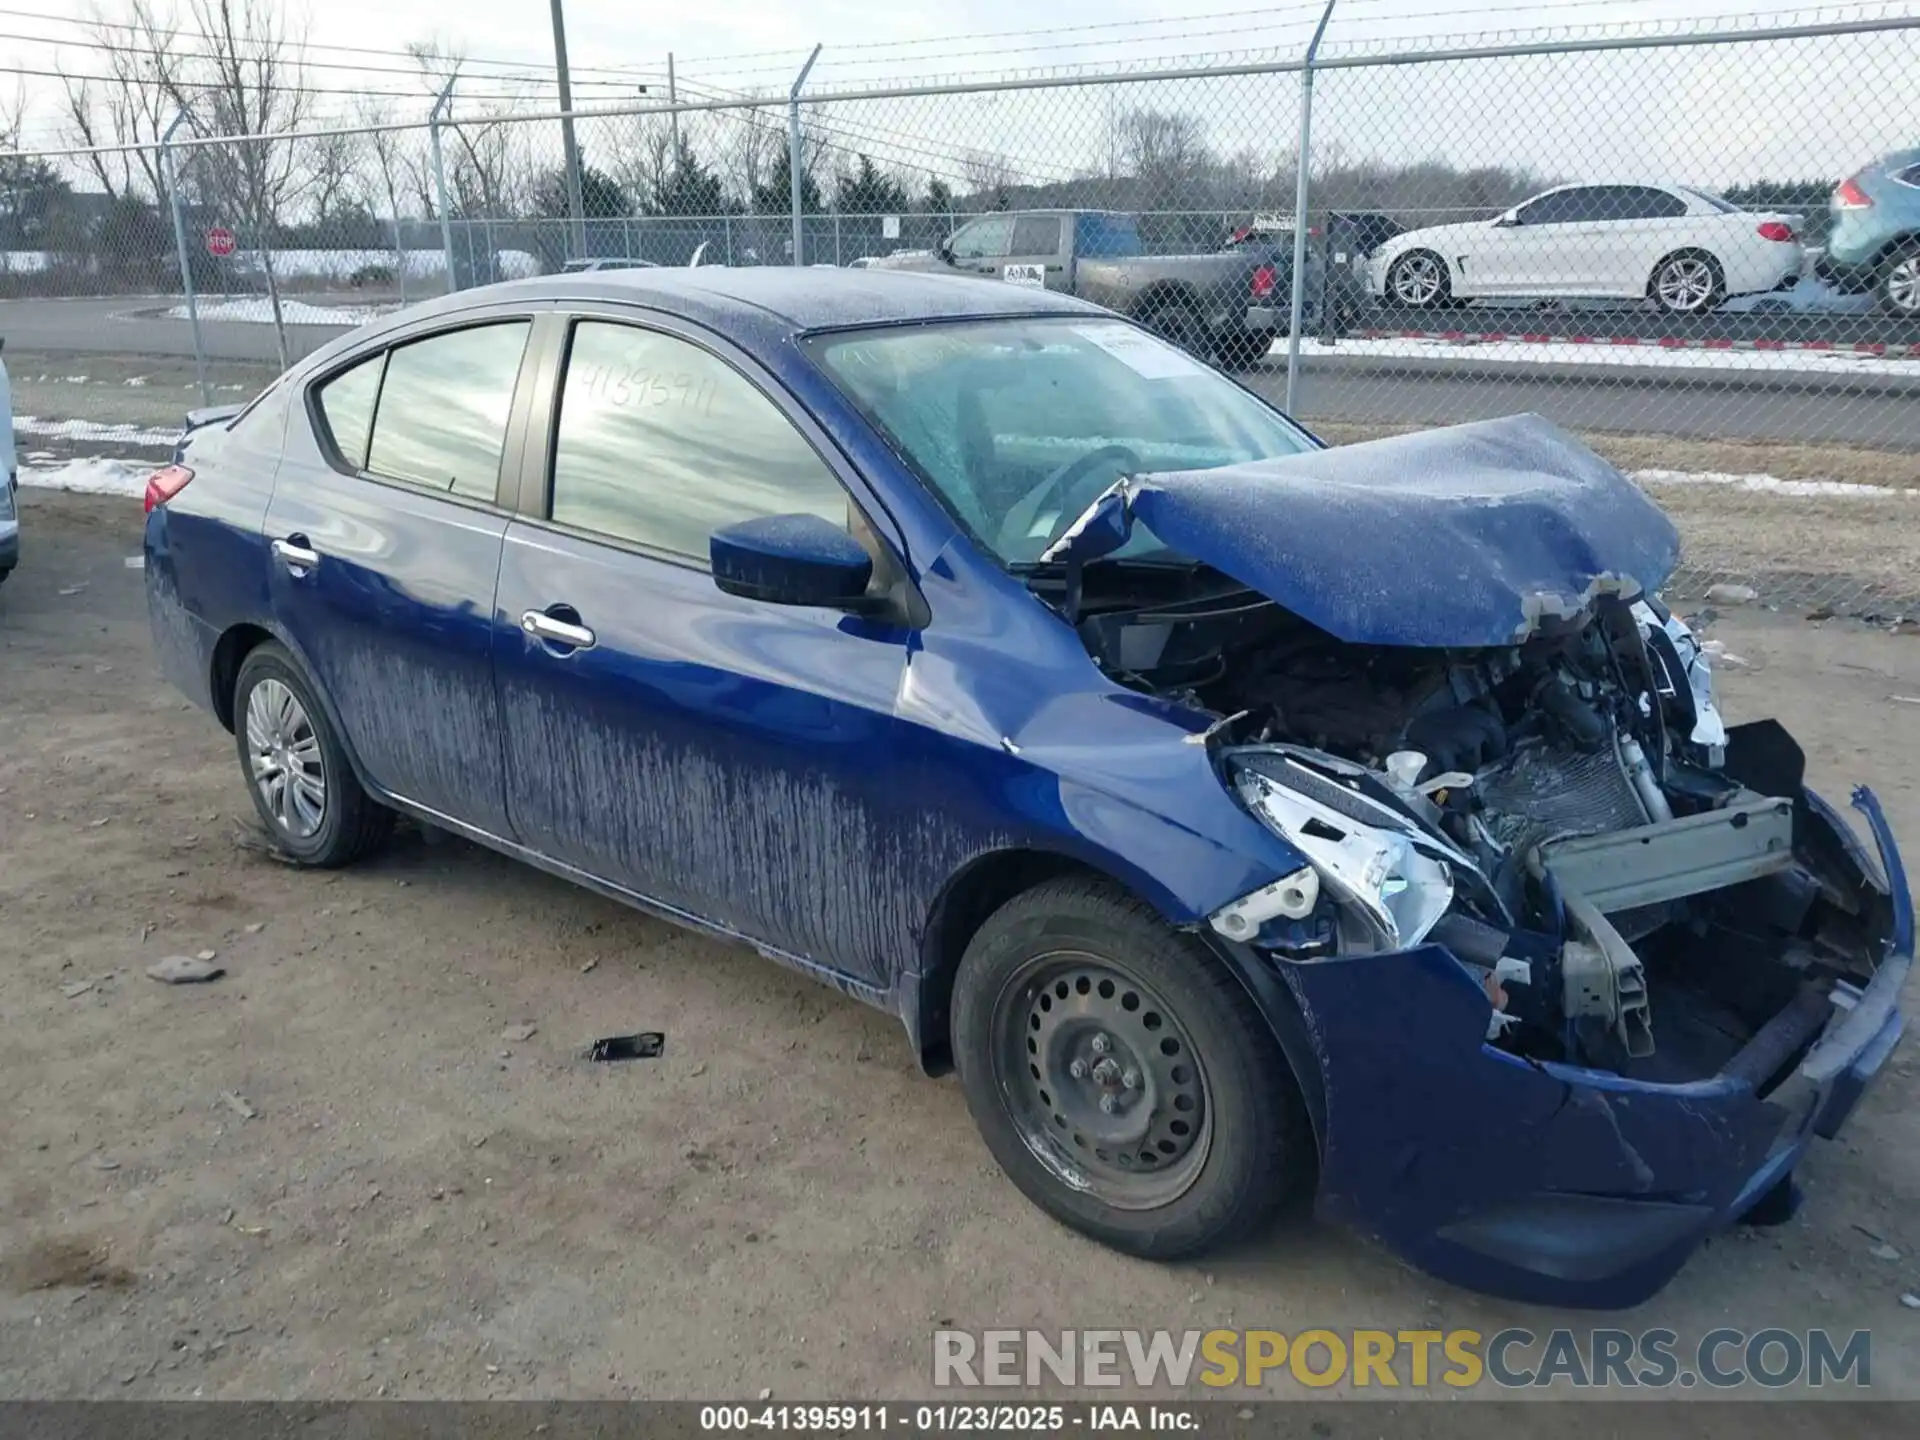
[[315, 354, 383, 470], [1076, 213, 1142, 258]]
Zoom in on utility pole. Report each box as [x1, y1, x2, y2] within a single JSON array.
[[668, 52, 680, 158], [549, 0, 587, 257], [789, 44, 822, 266]]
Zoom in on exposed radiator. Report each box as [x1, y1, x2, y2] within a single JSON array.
[[1477, 737, 1651, 854]]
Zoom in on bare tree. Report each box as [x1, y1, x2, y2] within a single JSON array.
[[1118, 108, 1212, 200], [136, 0, 318, 366], [356, 100, 414, 299], [406, 38, 536, 223], [58, 1, 180, 203], [306, 126, 361, 228]]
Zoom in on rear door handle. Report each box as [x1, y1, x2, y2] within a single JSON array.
[[521, 608, 597, 652], [271, 536, 320, 572]]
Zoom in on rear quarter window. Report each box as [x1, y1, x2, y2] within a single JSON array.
[[315, 354, 384, 469]]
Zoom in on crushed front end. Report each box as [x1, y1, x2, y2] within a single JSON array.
[[1194, 602, 1910, 1306], [1044, 418, 1909, 1304]]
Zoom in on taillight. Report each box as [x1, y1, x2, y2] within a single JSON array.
[[1250, 264, 1277, 300], [1756, 220, 1794, 243], [143, 464, 194, 514], [1835, 177, 1874, 209]]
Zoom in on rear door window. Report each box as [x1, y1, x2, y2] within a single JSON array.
[[315, 353, 384, 470], [1613, 186, 1688, 220], [364, 321, 531, 502]]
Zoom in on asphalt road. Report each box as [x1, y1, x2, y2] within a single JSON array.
[[6, 293, 1920, 448]]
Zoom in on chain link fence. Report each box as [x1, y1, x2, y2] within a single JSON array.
[[3, 10, 1918, 613]]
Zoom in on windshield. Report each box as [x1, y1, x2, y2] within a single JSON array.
[[806, 317, 1313, 566]]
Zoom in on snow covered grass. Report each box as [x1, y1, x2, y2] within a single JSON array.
[[164, 296, 398, 326], [13, 414, 179, 447], [16, 456, 153, 497]]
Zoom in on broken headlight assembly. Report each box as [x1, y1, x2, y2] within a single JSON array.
[[1214, 766, 1455, 953]]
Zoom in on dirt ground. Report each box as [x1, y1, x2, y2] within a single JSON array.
[[2, 491, 1919, 1406]]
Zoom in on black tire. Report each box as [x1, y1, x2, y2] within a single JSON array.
[[1216, 331, 1277, 369], [1878, 242, 1920, 317], [1648, 250, 1725, 315], [951, 876, 1314, 1259], [1145, 300, 1209, 357], [232, 641, 391, 867], [1385, 249, 1451, 309]]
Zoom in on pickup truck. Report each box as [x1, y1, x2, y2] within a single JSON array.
[[872, 210, 1282, 367]]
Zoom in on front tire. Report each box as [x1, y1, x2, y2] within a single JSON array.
[[1386, 249, 1450, 309], [1879, 243, 1920, 317], [1649, 250, 1724, 315], [951, 877, 1314, 1259], [232, 642, 392, 866]]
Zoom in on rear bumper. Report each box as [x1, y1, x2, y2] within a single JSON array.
[[1244, 306, 1283, 333], [1275, 784, 1908, 1308]]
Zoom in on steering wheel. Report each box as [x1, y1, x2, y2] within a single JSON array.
[[995, 445, 1143, 556]]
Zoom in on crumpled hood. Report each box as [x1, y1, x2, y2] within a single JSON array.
[[1047, 414, 1680, 647]]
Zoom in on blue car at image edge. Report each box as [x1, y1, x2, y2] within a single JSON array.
[[142, 267, 1910, 1307]]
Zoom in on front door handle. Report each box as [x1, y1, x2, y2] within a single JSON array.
[[521, 608, 597, 652], [271, 535, 320, 573]]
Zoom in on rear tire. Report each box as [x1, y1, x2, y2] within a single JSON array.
[[232, 642, 391, 867], [1879, 243, 1920, 317], [1216, 331, 1277, 369], [1386, 249, 1451, 309], [1649, 250, 1725, 315], [951, 876, 1315, 1259], [1145, 300, 1209, 357]]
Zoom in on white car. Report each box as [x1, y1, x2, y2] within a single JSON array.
[[1367, 183, 1802, 314]]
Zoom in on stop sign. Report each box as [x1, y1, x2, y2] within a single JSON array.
[[205, 226, 236, 258]]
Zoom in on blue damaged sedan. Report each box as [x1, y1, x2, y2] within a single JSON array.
[[143, 268, 1909, 1307]]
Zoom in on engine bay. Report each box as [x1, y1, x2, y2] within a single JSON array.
[[1068, 570, 1894, 1082]]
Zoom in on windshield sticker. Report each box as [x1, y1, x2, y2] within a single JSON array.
[[1073, 324, 1210, 380], [1003, 263, 1046, 287]]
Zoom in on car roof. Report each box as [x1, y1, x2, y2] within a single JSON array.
[[414, 265, 1101, 334]]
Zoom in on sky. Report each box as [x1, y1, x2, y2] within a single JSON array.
[[4, 2, 1916, 192]]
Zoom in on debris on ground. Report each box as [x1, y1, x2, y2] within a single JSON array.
[[1869, 1242, 1902, 1261], [218, 1092, 257, 1121], [587, 1032, 666, 1063], [1891, 696, 1920, 707], [1706, 583, 1759, 605], [60, 980, 96, 999], [57, 583, 88, 596], [1901, 1293, 1920, 1310], [145, 954, 224, 984], [500, 1023, 538, 1043], [229, 822, 298, 866]]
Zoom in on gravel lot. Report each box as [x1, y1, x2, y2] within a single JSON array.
[[2, 491, 1919, 1407]]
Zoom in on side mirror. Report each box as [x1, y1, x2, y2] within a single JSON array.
[[1493, 212, 1519, 228], [936, 235, 955, 264], [710, 514, 873, 608]]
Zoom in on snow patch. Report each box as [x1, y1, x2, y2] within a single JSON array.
[[1632, 469, 1919, 499], [17, 457, 152, 498], [1298, 336, 1920, 377]]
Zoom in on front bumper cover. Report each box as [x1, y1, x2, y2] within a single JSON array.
[[1269, 784, 1909, 1309]]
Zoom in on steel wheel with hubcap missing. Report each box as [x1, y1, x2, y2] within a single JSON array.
[[994, 952, 1214, 1209], [951, 876, 1314, 1259], [1651, 253, 1722, 314], [246, 677, 326, 838]]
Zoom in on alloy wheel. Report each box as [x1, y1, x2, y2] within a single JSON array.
[[1887, 255, 1920, 315], [245, 678, 327, 839], [1655, 256, 1716, 313], [1391, 253, 1443, 305], [991, 951, 1213, 1210]]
